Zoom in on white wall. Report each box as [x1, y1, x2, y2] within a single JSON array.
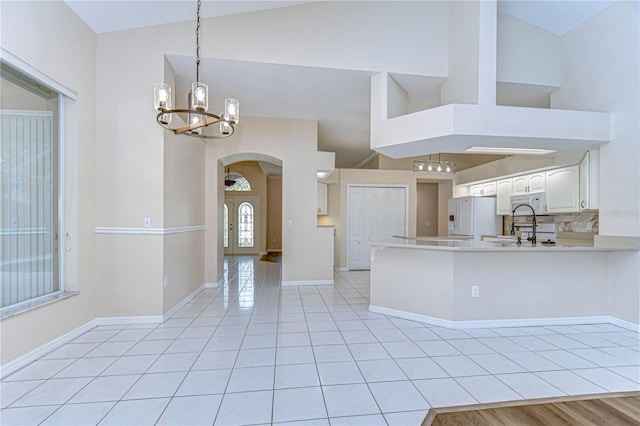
[[0, 0, 97, 364], [552, 1, 640, 238], [550, 0, 639, 325], [497, 12, 562, 86], [204, 1, 449, 76], [441, 0, 478, 105]]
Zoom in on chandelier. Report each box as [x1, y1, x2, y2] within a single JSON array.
[[413, 154, 455, 174], [153, 0, 239, 139]]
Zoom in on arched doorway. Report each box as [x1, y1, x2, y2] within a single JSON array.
[[220, 154, 283, 259]]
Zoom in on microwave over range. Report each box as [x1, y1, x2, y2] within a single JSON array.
[[510, 192, 547, 215]]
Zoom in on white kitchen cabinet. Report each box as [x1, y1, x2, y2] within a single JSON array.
[[546, 165, 580, 213], [580, 150, 599, 210], [317, 182, 328, 215], [470, 181, 496, 197], [511, 172, 545, 195], [496, 178, 512, 215]]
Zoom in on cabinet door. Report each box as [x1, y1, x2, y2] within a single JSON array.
[[528, 172, 546, 193], [496, 179, 512, 215], [512, 176, 528, 195], [482, 181, 497, 196], [546, 165, 579, 213], [470, 184, 483, 196], [579, 150, 599, 210], [317, 182, 328, 215]]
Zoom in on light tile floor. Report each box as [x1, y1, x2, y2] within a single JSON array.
[[1, 256, 639, 425]]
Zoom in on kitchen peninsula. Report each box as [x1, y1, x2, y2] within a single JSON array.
[[369, 237, 639, 330]]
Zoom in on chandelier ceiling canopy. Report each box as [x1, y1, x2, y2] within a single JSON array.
[[153, 0, 239, 139]]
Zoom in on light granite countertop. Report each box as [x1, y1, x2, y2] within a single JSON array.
[[370, 236, 639, 252]]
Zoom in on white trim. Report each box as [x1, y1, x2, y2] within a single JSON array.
[[0, 319, 98, 379], [95, 226, 206, 235], [334, 267, 348, 272], [608, 316, 640, 333], [0, 47, 78, 100], [204, 281, 220, 289], [0, 315, 163, 379], [353, 151, 379, 169], [281, 280, 334, 286], [94, 316, 163, 326], [163, 284, 207, 322], [368, 305, 638, 331]]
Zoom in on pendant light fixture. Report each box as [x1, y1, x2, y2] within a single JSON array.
[[413, 154, 455, 174], [153, 0, 239, 139], [224, 167, 236, 187]]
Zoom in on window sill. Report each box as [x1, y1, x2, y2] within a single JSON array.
[[0, 291, 80, 320]]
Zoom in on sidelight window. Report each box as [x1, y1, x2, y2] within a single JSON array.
[[237, 202, 254, 247]]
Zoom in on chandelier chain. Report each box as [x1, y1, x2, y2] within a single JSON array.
[[196, 0, 201, 82]]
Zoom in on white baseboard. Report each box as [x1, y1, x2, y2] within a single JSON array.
[[281, 280, 334, 286], [368, 305, 639, 331], [0, 319, 98, 379], [204, 282, 220, 289], [334, 267, 348, 272], [608, 316, 640, 332], [94, 316, 163, 326], [163, 284, 207, 322]]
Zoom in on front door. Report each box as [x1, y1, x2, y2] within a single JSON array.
[[224, 196, 260, 255]]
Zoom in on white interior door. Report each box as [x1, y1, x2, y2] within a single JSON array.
[[348, 186, 407, 270], [224, 196, 260, 255]]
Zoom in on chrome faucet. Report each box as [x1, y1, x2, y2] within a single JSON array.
[[511, 203, 537, 246]]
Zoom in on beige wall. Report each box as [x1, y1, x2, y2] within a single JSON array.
[[417, 183, 438, 237], [331, 169, 457, 269], [205, 117, 334, 284], [162, 132, 206, 311], [0, 0, 98, 365], [267, 176, 282, 251]]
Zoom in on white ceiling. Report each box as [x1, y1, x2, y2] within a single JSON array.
[[64, 0, 614, 167]]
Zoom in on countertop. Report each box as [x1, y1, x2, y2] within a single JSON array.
[[369, 236, 639, 252]]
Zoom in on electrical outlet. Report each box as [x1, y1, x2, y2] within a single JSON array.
[[471, 285, 480, 298], [163, 276, 169, 288], [144, 217, 151, 228]]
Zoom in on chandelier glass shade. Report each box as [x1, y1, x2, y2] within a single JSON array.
[[153, 0, 239, 139], [413, 155, 455, 174]]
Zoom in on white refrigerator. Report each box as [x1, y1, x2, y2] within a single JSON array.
[[448, 196, 501, 240]]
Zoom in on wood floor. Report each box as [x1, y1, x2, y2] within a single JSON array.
[[423, 392, 640, 426]]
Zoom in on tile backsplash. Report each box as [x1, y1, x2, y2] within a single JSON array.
[[503, 211, 599, 235]]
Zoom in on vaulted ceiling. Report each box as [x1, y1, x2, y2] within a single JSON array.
[[64, 1, 614, 168]]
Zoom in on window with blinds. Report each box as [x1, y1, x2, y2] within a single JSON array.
[[1, 62, 60, 309]]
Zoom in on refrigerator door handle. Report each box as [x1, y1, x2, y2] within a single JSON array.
[[453, 201, 460, 231]]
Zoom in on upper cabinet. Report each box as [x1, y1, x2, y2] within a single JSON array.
[[512, 172, 545, 195], [580, 150, 599, 210], [496, 179, 513, 215], [470, 181, 497, 197], [317, 182, 328, 215], [545, 165, 580, 213]]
